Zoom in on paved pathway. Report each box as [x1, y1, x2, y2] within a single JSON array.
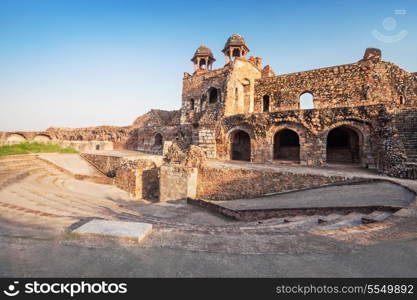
[[215, 181, 415, 211], [82, 149, 163, 163], [38, 153, 103, 177], [207, 160, 417, 192], [0, 155, 142, 235], [1, 154, 417, 277]]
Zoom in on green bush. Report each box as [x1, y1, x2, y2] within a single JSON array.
[[0, 142, 77, 156]]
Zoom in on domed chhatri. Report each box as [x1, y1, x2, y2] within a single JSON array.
[[222, 34, 250, 64], [191, 45, 216, 73], [191, 45, 215, 60], [222, 34, 249, 51]]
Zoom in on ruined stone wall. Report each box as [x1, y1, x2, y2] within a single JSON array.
[[180, 65, 222, 160], [80, 153, 127, 176], [81, 152, 163, 199], [46, 126, 133, 149], [57, 140, 113, 151], [181, 67, 230, 124], [383, 63, 417, 107], [217, 105, 381, 166], [254, 59, 416, 112], [372, 107, 417, 179], [114, 161, 161, 200], [136, 125, 193, 154], [180, 59, 262, 158], [223, 58, 262, 116], [216, 104, 414, 179], [196, 166, 349, 200], [0, 131, 55, 145], [394, 108, 417, 162], [192, 128, 216, 158]]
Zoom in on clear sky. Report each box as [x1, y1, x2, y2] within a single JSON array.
[[0, 0, 416, 131]]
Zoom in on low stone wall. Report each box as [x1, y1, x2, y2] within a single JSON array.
[[160, 165, 197, 201], [81, 153, 162, 200], [196, 167, 349, 200], [57, 140, 113, 152], [386, 162, 417, 180], [80, 153, 125, 176], [114, 161, 160, 200]]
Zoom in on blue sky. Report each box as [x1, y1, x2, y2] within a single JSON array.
[[0, 0, 416, 131]]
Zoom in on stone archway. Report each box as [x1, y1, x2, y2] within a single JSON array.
[[154, 133, 163, 147], [33, 134, 52, 143], [230, 130, 251, 161], [6, 133, 26, 144], [208, 88, 219, 104], [273, 129, 300, 161], [326, 126, 361, 164]]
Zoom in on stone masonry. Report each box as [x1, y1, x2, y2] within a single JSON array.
[[1, 34, 416, 179]]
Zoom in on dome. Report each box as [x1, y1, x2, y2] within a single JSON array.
[[222, 34, 249, 53], [191, 45, 215, 62]]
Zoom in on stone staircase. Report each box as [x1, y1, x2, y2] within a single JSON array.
[[0, 155, 142, 232], [0, 155, 402, 235], [395, 109, 417, 162], [239, 211, 393, 233]]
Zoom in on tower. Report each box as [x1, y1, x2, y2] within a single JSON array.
[[222, 34, 250, 65], [191, 45, 216, 73]]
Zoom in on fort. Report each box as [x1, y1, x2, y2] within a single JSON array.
[[2, 34, 416, 182], [0, 34, 417, 204], [1, 34, 417, 277]]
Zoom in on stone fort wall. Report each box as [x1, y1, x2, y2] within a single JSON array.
[[254, 57, 417, 112]]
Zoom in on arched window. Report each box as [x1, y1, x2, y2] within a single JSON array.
[[190, 98, 195, 110], [209, 88, 218, 104], [400, 95, 405, 105], [299, 92, 314, 109], [154, 133, 163, 146], [263, 95, 270, 112]]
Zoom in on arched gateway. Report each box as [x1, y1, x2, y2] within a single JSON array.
[[273, 129, 300, 161], [230, 130, 251, 161], [326, 126, 361, 164]]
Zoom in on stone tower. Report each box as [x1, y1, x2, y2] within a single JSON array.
[[191, 45, 216, 73], [222, 34, 250, 65]]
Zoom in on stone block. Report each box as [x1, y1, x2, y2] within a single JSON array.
[[159, 165, 198, 201], [73, 219, 153, 242]]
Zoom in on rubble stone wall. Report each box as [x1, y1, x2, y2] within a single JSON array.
[[254, 60, 417, 112], [46, 126, 133, 149], [192, 128, 216, 158], [136, 125, 193, 154], [181, 67, 229, 124], [81, 153, 163, 199], [217, 105, 382, 166], [196, 166, 349, 200]]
